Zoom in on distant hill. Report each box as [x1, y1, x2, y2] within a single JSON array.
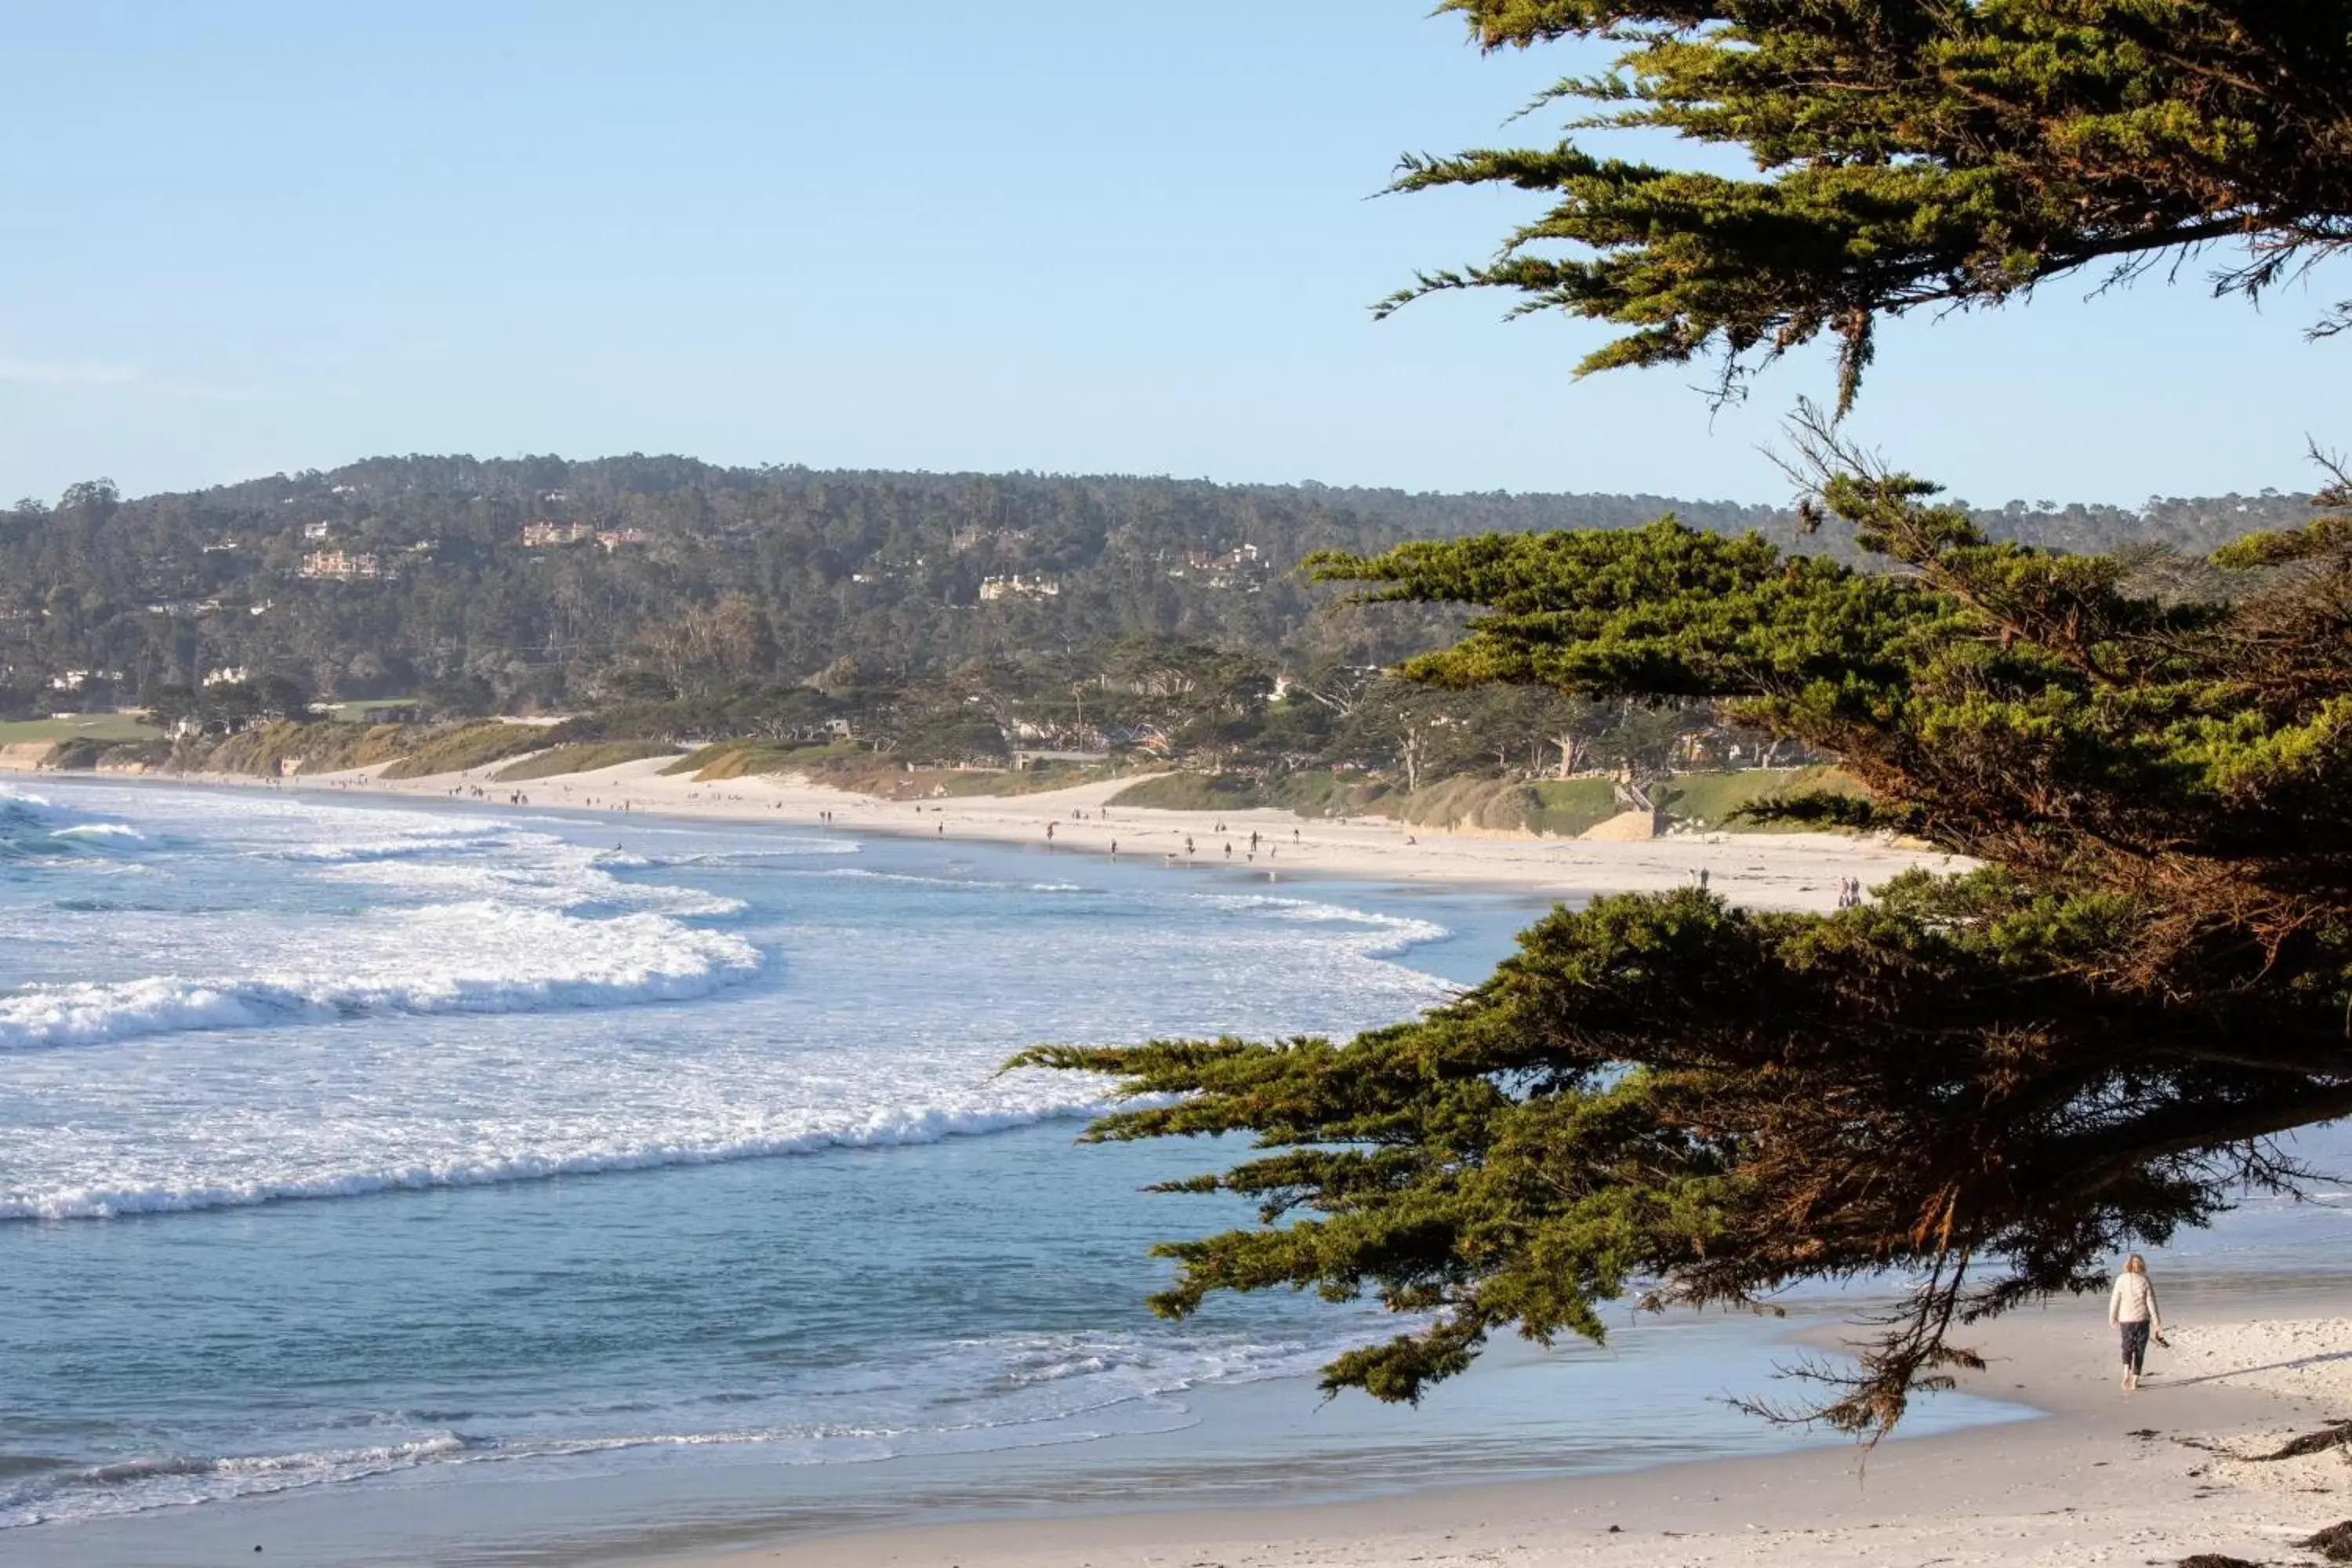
[[0, 455, 2320, 711]]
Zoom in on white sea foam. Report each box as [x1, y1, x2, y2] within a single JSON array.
[[798, 866, 1090, 895], [3, 1094, 1110, 1221], [1191, 891, 1451, 960], [50, 822, 144, 841], [0, 782, 76, 823], [0, 904, 760, 1053], [321, 836, 748, 917], [276, 835, 510, 863], [0, 1435, 473, 1528], [630, 842, 861, 867]]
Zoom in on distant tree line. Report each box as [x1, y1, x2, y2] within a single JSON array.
[[0, 456, 2315, 724]]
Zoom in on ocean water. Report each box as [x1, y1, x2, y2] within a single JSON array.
[[0, 778, 2330, 1565]]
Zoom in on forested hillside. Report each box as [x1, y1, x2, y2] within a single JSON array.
[[0, 453, 2316, 713]]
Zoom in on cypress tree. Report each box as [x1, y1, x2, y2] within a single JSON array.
[[1017, 3, 2352, 1436]]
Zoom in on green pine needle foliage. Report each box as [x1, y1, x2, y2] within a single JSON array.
[[1381, 2, 2352, 411]]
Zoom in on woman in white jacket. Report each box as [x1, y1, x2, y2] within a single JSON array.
[[2109, 1254, 2164, 1393]]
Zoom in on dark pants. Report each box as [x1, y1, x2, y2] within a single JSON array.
[[2119, 1319, 2151, 1374]]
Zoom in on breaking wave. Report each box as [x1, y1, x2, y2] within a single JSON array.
[[2, 1095, 1108, 1221], [0, 904, 760, 1053], [0, 784, 146, 859], [1189, 891, 1450, 961]]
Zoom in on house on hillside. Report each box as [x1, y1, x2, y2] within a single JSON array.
[[299, 550, 387, 581], [521, 521, 595, 548], [594, 528, 650, 552], [1181, 543, 1269, 588], [978, 574, 1060, 601]]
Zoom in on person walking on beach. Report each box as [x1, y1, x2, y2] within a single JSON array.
[[2110, 1254, 2164, 1394]]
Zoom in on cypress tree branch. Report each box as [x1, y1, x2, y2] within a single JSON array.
[[1376, 3, 2352, 408]]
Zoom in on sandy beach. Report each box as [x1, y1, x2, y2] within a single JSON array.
[[633, 1283, 2352, 1568], [123, 751, 1965, 913]]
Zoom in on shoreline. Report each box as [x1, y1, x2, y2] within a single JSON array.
[[5, 753, 1963, 912], [630, 1278, 2352, 1568]]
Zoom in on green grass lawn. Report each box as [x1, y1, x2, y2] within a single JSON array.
[[1106, 771, 1264, 811], [1523, 776, 1624, 835], [319, 699, 422, 724], [1655, 764, 1866, 829], [0, 713, 163, 745]]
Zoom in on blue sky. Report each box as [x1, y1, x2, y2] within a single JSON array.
[[4, 2, 2345, 506]]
